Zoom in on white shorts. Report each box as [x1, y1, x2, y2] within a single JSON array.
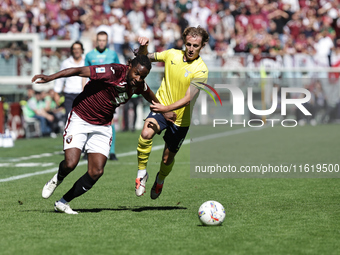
[[63, 111, 112, 158]]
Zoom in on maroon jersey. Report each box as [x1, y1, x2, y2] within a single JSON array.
[[72, 63, 149, 125]]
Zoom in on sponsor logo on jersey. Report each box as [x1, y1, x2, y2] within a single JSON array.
[[110, 92, 128, 105], [171, 60, 176, 65], [95, 67, 105, 73]]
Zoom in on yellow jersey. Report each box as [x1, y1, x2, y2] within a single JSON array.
[[154, 49, 208, 127]]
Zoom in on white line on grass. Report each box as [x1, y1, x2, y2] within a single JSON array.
[[0, 162, 55, 167], [7, 151, 63, 162], [0, 127, 263, 183]]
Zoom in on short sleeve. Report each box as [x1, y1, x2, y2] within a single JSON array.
[[154, 49, 171, 62]]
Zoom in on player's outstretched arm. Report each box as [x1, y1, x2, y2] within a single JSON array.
[[150, 85, 200, 113], [32, 66, 91, 84], [141, 85, 177, 122], [141, 85, 158, 104]]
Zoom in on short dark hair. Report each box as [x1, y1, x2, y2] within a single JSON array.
[[70, 41, 84, 55], [182, 26, 209, 47], [129, 55, 152, 71], [97, 31, 108, 37]]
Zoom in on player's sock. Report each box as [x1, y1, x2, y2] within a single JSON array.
[[137, 169, 147, 178], [63, 172, 97, 202], [58, 197, 68, 204], [110, 124, 116, 154], [57, 160, 71, 182], [158, 160, 175, 184], [137, 135, 152, 170]]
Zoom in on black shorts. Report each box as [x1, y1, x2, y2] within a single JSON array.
[[146, 112, 189, 153]]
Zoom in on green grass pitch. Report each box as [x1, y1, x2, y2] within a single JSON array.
[[0, 124, 339, 255]]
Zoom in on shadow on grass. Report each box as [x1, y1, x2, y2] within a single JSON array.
[[23, 206, 188, 213], [75, 206, 187, 213]]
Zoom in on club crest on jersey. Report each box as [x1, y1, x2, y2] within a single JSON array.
[[95, 67, 105, 73], [184, 69, 192, 77], [66, 135, 73, 144]]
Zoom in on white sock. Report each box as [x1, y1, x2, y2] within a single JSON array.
[[137, 169, 147, 179]]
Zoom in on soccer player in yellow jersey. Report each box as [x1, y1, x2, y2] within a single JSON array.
[[135, 26, 209, 199]]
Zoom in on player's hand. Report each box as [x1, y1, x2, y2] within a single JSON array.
[[31, 75, 51, 84], [150, 100, 168, 113], [162, 112, 177, 123], [138, 37, 149, 46]]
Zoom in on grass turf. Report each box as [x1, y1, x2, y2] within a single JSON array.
[[0, 125, 339, 255]]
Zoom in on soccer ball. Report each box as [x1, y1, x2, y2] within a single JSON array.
[[198, 201, 226, 226]]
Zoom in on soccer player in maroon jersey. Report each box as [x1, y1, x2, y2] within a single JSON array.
[[32, 55, 172, 214]]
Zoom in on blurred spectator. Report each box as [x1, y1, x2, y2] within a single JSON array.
[[177, 11, 189, 34], [267, 4, 291, 43], [127, 2, 145, 33], [44, 88, 64, 134], [285, 12, 302, 40], [248, 5, 267, 32], [2, 0, 340, 112], [215, 35, 233, 65], [111, 17, 126, 59], [45, 0, 60, 20], [110, 0, 125, 19], [191, 0, 211, 30], [54, 41, 85, 122], [175, 0, 192, 13], [206, 4, 222, 49], [331, 39, 340, 67], [95, 17, 111, 43], [282, 0, 300, 13], [137, 22, 154, 53], [161, 22, 180, 49], [123, 22, 137, 59], [314, 31, 334, 67], [221, 8, 235, 41], [235, 6, 249, 31], [64, 0, 85, 41], [173, 38, 184, 50], [0, 7, 11, 33], [143, 0, 156, 27], [23, 89, 56, 137]]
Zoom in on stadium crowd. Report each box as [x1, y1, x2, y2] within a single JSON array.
[[1, 0, 340, 134], [1, 0, 340, 67]]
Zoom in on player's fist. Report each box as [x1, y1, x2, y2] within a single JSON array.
[[138, 37, 149, 46], [31, 75, 50, 84]]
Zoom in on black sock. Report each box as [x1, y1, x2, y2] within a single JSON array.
[[63, 172, 97, 202], [57, 160, 71, 182]]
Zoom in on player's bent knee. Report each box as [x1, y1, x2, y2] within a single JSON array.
[[89, 169, 104, 180], [141, 128, 154, 140], [64, 159, 78, 171]]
